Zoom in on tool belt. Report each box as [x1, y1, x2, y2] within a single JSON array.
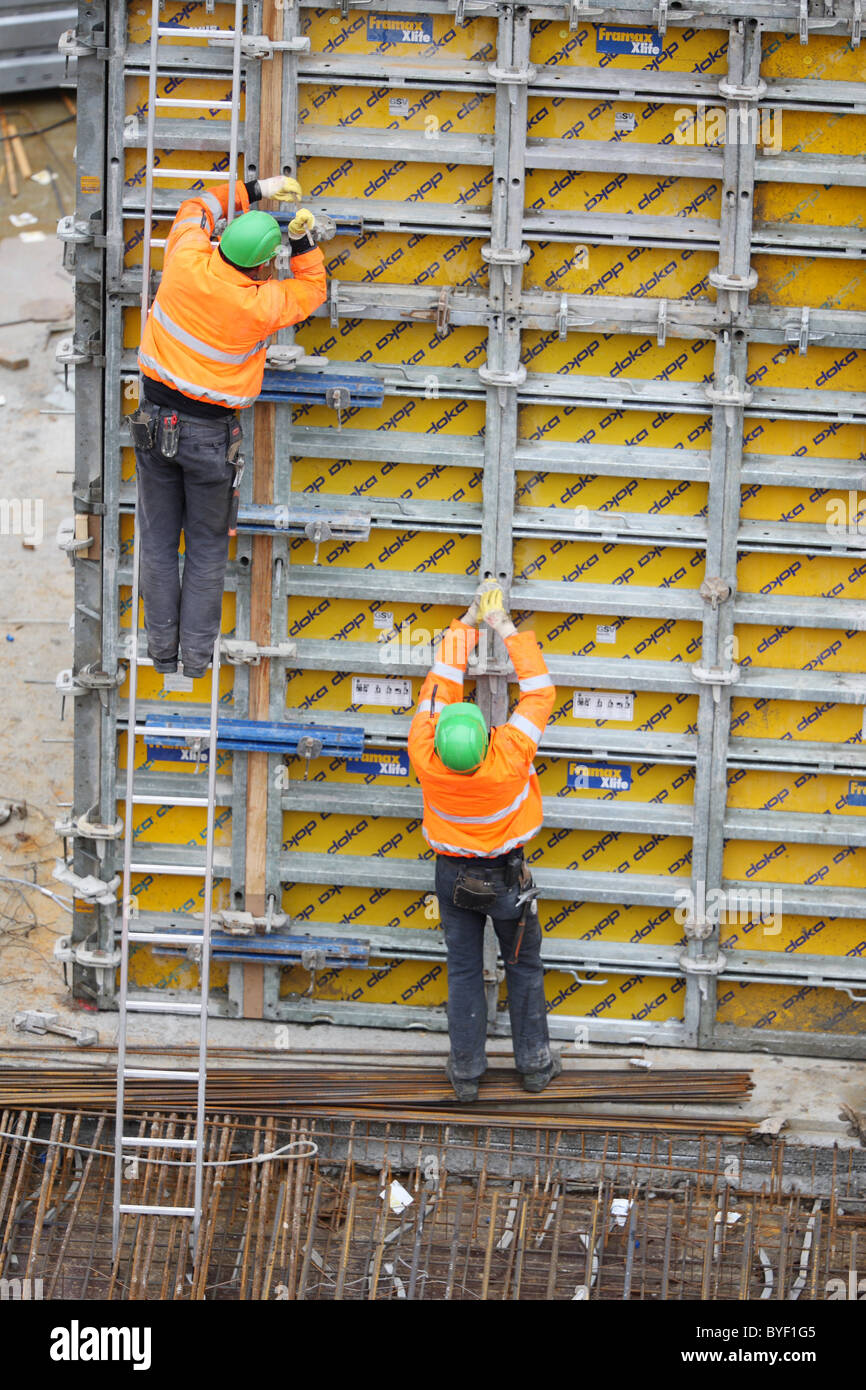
[[451, 848, 538, 965]]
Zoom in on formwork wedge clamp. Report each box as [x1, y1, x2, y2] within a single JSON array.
[[691, 661, 740, 704], [55, 665, 125, 719], [55, 808, 123, 864], [13, 1010, 98, 1047], [220, 638, 297, 666], [208, 34, 311, 58]]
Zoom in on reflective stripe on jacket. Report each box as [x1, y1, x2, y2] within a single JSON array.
[[407, 620, 556, 857], [138, 182, 327, 410]]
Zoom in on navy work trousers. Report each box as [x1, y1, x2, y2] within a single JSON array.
[[435, 852, 552, 1081], [133, 403, 238, 676]]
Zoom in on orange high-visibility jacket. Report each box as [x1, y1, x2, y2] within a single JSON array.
[[138, 181, 327, 410], [408, 620, 556, 858]]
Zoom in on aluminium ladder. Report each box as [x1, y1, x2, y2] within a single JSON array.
[[112, 0, 245, 1259]]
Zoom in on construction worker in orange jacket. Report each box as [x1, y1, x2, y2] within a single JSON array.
[[130, 175, 327, 681], [408, 580, 560, 1102]]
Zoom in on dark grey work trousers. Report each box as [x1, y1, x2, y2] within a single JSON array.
[[435, 852, 552, 1082], [133, 402, 239, 677]]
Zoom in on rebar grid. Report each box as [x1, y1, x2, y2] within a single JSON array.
[[1, 1108, 863, 1301]]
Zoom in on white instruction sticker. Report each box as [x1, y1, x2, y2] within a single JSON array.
[[389, 96, 410, 117], [596, 624, 617, 644], [614, 112, 637, 133], [573, 691, 634, 721], [352, 676, 413, 708], [373, 609, 394, 629]]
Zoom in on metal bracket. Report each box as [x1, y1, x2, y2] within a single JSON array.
[[55, 811, 123, 851], [800, 0, 810, 42], [53, 861, 120, 906], [853, 0, 862, 45], [655, 0, 668, 37], [56, 519, 93, 558], [55, 664, 124, 719], [679, 948, 727, 976], [58, 27, 108, 60], [566, 0, 582, 30], [717, 79, 768, 100], [705, 383, 754, 407], [708, 268, 758, 295], [329, 278, 341, 328], [487, 64, 538, 84], [656, 299, 667, 348], [57, 215, 94, 247], [699, 577, 732, 609], [558, 294, 569, 341], [264, 344, 305, 369], [220, 638, 297, 666], [785, 305, 812, 355], [325, 386, 351, 429]]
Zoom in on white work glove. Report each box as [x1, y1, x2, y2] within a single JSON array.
[[479, 585, 517, 639], [288, 207, 316, 238], [459, 576, 499, 627], [258, 175, 302, 203]]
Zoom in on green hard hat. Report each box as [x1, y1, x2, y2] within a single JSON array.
[[434, 702, 489, 774], [219, 210, 282, 268]]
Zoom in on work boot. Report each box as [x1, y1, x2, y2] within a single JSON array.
[[445, 1057, 480, 1104], [520, 1051, 562, 1094]]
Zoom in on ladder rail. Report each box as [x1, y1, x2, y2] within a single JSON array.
[[226, 0, 244, 225], [115, 0, 244, 1259]]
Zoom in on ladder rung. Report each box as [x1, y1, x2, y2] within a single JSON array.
[[121, 1135, 198, 1149], [132, 723, 214, 738], [155, 98, 234, 109], [150, 168, 231, 181], [128, 861, 212, 876], [118, 1203, 196, 1217], [123, 1067, 200, 1081], [156, 26, 239, 39], [128, 931, 205, 945], [125, 999, 203, 1015]]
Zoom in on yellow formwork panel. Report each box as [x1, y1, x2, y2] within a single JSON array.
[[717, 982, 866, 1035], [729, 700, 866, 746], [514, 539, 704, 589], [532, 695, 699, 740], [736, 552, 866, 600], [747, 343, 865, 394], [723, 838, 866, 890], [720, 914, 866, 958], [761, 30, 866, 81], [525, 240, 717, 299], [735, 625, 866, 673], [522, 329, 716, 379], [545, 971, 685, 1022], [323, 232, 488, 290], [741, 418, 866, 469], [518, 402, 714, 454], [292, 456, 482, 503], [528, 611, 703, 662], [740, 484, 866, 527]]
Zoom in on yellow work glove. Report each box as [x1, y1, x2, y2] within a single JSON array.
[[258, 175, 303, 203], [459, 575, 499, 627], [288, 208, 316, 238], [479, 586, 517, 639]]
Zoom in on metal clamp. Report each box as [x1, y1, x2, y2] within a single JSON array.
[[566, 0, 582, 30], [699, 577, 732, 609], [480, 244, 530, 266], [434, 286, 451, 336], [13, 1009, 98, 1047], [678, 948, 727, 976], [325, 386, 351, 429], [56, 519, 93, 557], [56, 215, 95, 247], [55, 664, 124, 719], [785, 305, 814, 356], [682, 916, 714, 942], [477, 365, 527, 387], [265, 344, 305, 369], [55, 811, 123, 851], [692, 662, 740, 704], [717, 79, 768, 100], [655, 0, 668, 37], [853, 0, 862, 46], [708, 268, 758, 294], [487, 64, 538, 84], [329, 278, 341, 328], [220, 638, 297, 666], [53, 861, 120, 906], [58, 27, 107, 59], [704, 383, 753, 407], [657, 299, 667, 348], [211, 907, 288, 935], [558, 293, 569, 341], [799, 0, 809, 43], [296, 735, 323, 780]]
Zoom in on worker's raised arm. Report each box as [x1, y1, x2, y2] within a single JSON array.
[[164, 179, 252, 264], [408, 619, 478, 763], [478, 588, 555, 766]]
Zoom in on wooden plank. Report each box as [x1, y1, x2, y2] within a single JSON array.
[[0, 112, 18, 198], [242, 0, 284, 1019]]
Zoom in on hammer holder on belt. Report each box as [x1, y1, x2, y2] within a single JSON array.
[[158, 411, 180, 460], [129, 406, 156, 452], [227, 419, 244, 536]]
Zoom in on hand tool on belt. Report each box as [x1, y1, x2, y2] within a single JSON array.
[[451, 848, 538, 964], [227, 418, 244, 537]]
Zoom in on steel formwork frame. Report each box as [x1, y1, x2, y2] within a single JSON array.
[[64, 0, 866, 1057]]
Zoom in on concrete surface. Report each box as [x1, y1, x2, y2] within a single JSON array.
[[0, 145, 864, 1164]]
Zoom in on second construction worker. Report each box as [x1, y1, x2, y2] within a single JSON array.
[[408, 582, 560, 1102], [130, 175, 327, 680]]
